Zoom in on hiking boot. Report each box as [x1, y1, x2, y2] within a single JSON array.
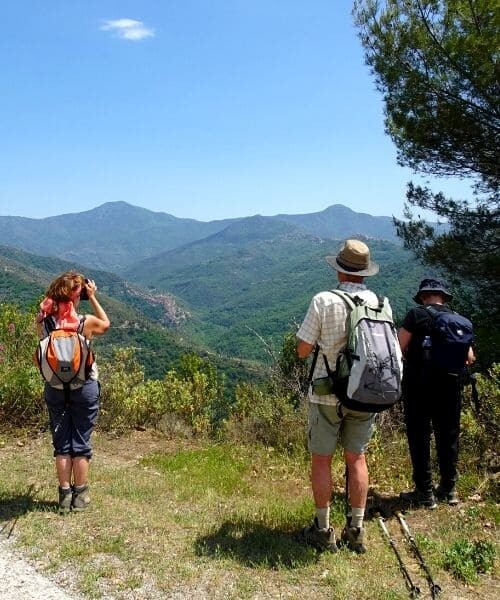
[[434, 485, 459, 506], [400, 489, 437, 509], [58, 486, 72, 514], [299, 518, 337, 552], [341, 525, 367, 554], [71, 484, 90, 512]]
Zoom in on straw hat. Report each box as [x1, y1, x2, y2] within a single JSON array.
[[325, 239, 379, 277]]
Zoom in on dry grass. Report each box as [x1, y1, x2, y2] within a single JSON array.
[[0, 429, 498, 599]]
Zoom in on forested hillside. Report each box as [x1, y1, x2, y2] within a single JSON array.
[[0, 246, 262, 386], [1, 204, 443, 365], [125, 220, 429, 360]]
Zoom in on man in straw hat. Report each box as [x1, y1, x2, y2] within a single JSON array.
[[399, 278, 475, 508], [296, 239, 391, 554]]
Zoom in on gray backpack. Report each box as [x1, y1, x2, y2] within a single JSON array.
[[325, 290, 403, 412]]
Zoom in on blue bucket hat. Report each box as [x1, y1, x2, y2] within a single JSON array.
[[414, 278, 453, 304]]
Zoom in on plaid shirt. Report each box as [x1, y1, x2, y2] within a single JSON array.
[[297, 282, 386, 406]]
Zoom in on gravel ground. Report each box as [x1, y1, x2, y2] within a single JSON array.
[[0, 537, 81, 600]]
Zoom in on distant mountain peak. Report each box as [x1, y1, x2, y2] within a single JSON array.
[[270, 204, 399, 243]]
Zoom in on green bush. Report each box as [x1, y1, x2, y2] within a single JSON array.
[[224, 382, 307, 451], [162, 371, 210, 434], [168, 353, 225, 433], [221, 328, 308, 451], [444, 539, 496, 583], [99, 347, 167, 432], [99, 348, 224, 435], [0, 304, 44, 425], [460, 364, 500, 476]]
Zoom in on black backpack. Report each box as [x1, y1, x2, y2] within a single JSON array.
[[425, 306, 473, 374]]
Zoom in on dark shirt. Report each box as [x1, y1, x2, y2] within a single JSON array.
[[401, 304, 453, 369]]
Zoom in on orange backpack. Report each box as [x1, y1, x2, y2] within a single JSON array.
[[36, 318, 93, 390]]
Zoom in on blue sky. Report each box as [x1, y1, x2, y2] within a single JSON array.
[[1, 1, 471, 222]]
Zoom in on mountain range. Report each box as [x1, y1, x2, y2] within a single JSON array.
[[0, 201, 430, 370], [0, 201, 401, 273]]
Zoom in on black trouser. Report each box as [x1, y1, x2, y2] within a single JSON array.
[[403, 368, 462, 493]]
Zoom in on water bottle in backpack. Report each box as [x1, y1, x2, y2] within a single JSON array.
[[422, 335, 432, 363]]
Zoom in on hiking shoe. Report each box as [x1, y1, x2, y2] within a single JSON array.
[[400, 489, 437, 509], [58, 486, 72, 514], [299, 518, 337, 552], [341, 525, 367, 554], [71, 484, 90, 512], [434, 485, 459, 506]]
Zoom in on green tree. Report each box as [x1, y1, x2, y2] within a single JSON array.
[[354, 0, 499, 364]]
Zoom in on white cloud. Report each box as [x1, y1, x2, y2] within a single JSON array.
[[101, 19, 154, 41]]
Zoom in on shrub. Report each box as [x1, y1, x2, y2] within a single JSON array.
[[224, 382, 307, 451], [162, 370, 210, 434], [99, 349, 223, 435], [221, 329, 308, 451], [99, 347, 167, 431], [444, 539, 496, 583], [171, 353, 225, 432], [0, 304, 44, 425], [460, 364, 500, 476]]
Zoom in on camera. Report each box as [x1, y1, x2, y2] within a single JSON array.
[[80, 278, 90, 301]]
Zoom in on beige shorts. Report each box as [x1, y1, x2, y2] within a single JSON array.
[[308, 402, 376, 456]]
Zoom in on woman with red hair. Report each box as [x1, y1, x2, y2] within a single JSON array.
[[37, 271, 110, 514]]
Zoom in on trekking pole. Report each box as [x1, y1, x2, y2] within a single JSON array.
[[377, 514, 421, 599], [395, 511, 441, 598]]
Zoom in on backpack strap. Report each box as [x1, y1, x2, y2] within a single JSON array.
[[323, 353, 334, 376], [41, 316, 56, 338], [325, 290, 361, 373], [424, 305, 439, 319], [307, 344, 320, 385], [470, 373, 480, 413], [306, 345, 335, 384], [332, 289, 385, 311], [77, 316, 95, 375], [77, 316, 86, 335], [331, 289, 358, 310], [424, 305, 455, 319]]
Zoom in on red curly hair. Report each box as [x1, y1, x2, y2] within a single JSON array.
[[45, 271, 84, 308]]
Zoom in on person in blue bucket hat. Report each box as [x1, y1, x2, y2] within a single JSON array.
[[398, 278, 475, 508]]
